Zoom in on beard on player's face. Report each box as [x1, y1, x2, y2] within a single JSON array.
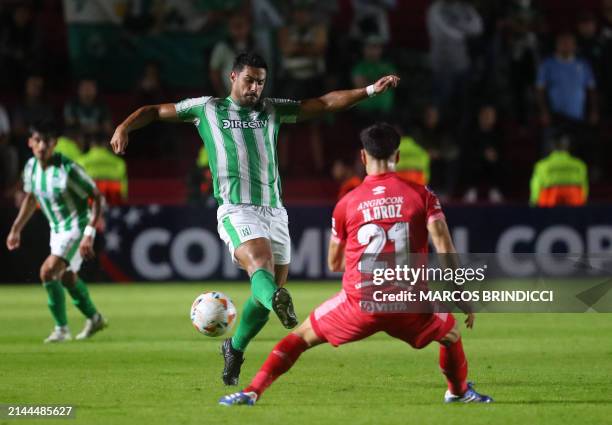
[[231, 67, 266, 106], [240, 90, 260, 106]]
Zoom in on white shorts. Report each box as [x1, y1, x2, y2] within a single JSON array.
[[50, 228, 84, 272], [217, 204, 291, 267]]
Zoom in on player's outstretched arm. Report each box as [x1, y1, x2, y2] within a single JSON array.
[[428, 218, 475, 328], [6, 193, 37, 251], [297, 75, 400, 121], [78, 188, 103, 260], [110, 103, 179, 155]]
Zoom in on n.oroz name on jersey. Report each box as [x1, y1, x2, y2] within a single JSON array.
[[361, 203, 403, 223], [358, 196, 404, 222], [221, 119, 268, 129]]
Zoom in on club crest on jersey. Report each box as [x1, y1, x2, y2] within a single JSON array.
[[239, 226, 252, 237], [372, 186, 386, 195], [221, 119, 268, 129]]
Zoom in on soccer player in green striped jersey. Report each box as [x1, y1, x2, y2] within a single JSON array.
[[6, 121, 107, 343], [110, 52, 399, 385]]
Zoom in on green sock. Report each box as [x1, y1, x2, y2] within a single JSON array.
[[250, 268, 277, 310], [44, 280, 67, 327], [65, 278, 98, 318], [231, 295, 270, 352]]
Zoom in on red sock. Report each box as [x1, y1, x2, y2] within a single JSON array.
[[245, 333, 308, 397], [439, 338, 468, 395]]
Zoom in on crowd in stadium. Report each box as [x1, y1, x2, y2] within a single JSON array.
[[1, 0, 611, 206]]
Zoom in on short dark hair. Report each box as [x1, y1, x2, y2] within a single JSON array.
[[552, 133, 571, 151], [360, 123, 400, 159], [232, 51, 268, 73], [29, 119, 60, 139]]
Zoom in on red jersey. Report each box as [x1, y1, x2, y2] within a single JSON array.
[[331, 172, 445, 299]]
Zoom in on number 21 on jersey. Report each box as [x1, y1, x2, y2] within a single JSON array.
[[357, 222, 410, 274]]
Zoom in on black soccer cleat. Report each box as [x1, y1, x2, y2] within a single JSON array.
[[272, 287, 298, 329], [220, 338, 244, 386]]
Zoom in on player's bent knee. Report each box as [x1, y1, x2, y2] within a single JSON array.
[[292, 318, 323, 348], [61, 271, 77, 288], [250, 253, 273, 270], [40, 266, 57, 282], [236, 241, 273, 272], [40, 256, 66, 282], [440, 324, 461, 345], [244, 253, 273, 275]]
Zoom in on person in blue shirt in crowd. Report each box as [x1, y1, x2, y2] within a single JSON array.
[[536, 32, 599, 160]]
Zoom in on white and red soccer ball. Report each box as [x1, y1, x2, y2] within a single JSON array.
[[190, 292, 237, 337]]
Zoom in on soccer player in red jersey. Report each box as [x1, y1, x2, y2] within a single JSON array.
[[219, 123, 493, 405]]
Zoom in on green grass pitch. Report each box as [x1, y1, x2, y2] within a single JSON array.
[[1, 282, 611, 425]]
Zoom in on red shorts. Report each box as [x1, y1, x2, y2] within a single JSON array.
[[310, 290, 456, 349]]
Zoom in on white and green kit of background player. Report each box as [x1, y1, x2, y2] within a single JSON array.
[[23, 153, 105, 342], [175, 96, 298, 353]]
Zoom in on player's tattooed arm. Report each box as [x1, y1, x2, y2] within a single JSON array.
[[6, 193, 37, 250], [327, 238, 346, 273], [297, 75, 400, 121], [110, 103, 179, 154], [428, 218, 475, 328]]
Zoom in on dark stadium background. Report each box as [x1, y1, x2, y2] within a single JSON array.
[[1, 0, 612, 282]]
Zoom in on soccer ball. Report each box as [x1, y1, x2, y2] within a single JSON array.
[[190, 292, 237, 337]]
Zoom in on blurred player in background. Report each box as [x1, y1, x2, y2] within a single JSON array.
[[332, 158, 362, 200], [110, 52, 399, 385], [530, 134, 588, 207], [396, 132, 430, 185], [78, 133, 128, 205], [6, 121, 107, 343], [220, 123, 492, 405]]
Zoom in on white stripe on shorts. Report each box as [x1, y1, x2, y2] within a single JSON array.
[[314, 290, 347, 321]]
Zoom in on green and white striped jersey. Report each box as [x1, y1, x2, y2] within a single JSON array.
[[175, 96, 300, 207], [23, 153, 97, 233]]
